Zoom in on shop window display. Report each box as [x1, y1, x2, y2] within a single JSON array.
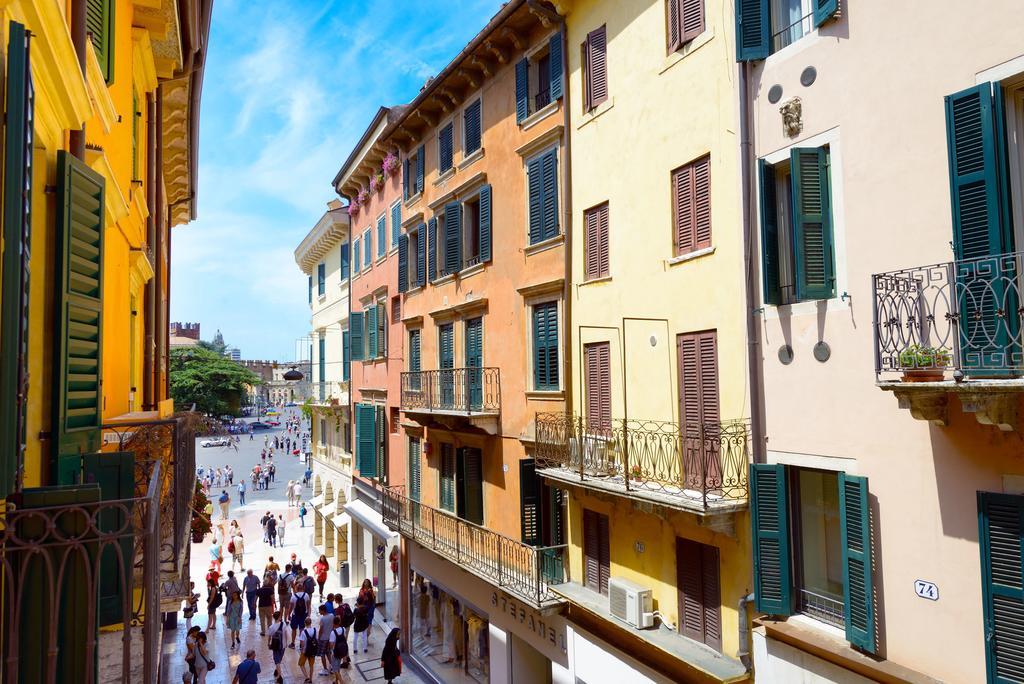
[[411, 569, 489, 683]]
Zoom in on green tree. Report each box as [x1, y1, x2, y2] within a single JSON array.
[[169, 346, 259, 416]]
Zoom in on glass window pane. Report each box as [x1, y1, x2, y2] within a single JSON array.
[[796, 469, 844, 625]]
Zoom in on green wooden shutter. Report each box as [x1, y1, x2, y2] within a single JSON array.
[[341, 242, 350, 279], [317, 263, 325, 296], [791, 147, 835, 301], [444, 201, 462, 275], [83, 451, 134, 626], [464, 99, 482, 155], [978, 492, 1024, 684], [839, 474, 875, 653], [533, 301, 559, 390], [409, 438, 421, 502], [376, 404, 387, 483], [398, 233, 409, 292], [350, 311, 364, 361], [427, 217, 438, 282], [440, 444, 455, 511], [750, 463, 792, 615], [87, 0, 115, 83], [308, 275, 312, 303], [813, 0, 839, 28], [439, 323, 454, 407], [409, 329, 421, 373], [377, 216, 386, 258], [458, 447, 484, 525], [416, 223, 426, 288], [356, 404, 377, 478], [342, 330, 350, 381], [415, 145, 425, 193], [403, 157, 410, 198], [520, 459, 539, 545], [318, 337, 326, 386], [353, 237, 360, 273], [53, 151, 106, 484], [515, 58, 529, 123], [377, 302, 387, 357], [366, 305, 378, 359], [549, 32, 563, 100], [439, 122, 454, 173], [479, 184, 492, 263], [736, 0, 769, 61], [758, 159, 782, 305], [0, 22, 33, 498], [465, 317, 483, 410], [528, 156, 544, 244], [391, 202, 401, 248], [364, 229, 372, 269], [541, 149, 559, 241]]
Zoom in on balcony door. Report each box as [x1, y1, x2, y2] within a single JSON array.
[[978, 492, 1024, 683], [439, 323, 454, 408], [465, 317, 483, 410], [677, 331, 721, 491]]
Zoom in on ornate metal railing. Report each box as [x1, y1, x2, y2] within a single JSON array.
[[534, 413, 750, 510], [401, 368, 501, 414], [1, 461, 161, 683], [873, 251, 1024, 377], [382, 488, 566, 607]]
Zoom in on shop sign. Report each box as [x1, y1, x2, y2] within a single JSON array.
[[491, 592, 567, 655]]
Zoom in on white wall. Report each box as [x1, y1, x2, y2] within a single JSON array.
[[752, 631, 872, 684]]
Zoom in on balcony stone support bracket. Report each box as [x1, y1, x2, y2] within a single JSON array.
[[960, 392, 1019, 432], [890, 388, 949, 426], [881, 380, 1024, 432]]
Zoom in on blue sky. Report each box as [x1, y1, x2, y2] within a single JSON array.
[[170, 0, 502, 361]]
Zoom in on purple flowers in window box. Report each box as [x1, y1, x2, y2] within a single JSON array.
[[357, 188, 369, 206], [370, 172, 385, 193], [347, 200, 360, 216], [382, 151, 400, 177]]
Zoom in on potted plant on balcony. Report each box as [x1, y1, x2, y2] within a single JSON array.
[[382, 150, 400, 177], [898, 344, 950, 382]]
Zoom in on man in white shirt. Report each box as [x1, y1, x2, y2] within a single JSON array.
[[292, 481, 303, 505], [327, 615, 348, 681]]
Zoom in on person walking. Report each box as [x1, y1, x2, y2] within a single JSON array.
[[302, 568, 316, 598], [381, 628, 402, 684], [317, 604, 334, 677], [206, 581, 221, 631], [265, 556, 281, 583], [269, 462, 276, 483], [358, 579, 376, 645], [267, 611, 286, 680], [193, 631, 212, 684], [299, 502, 307, 527], [298, 617, 319, 684], [293, 481, 303, 507], [278, 514, 287, 545], [242, 569, 260, 621], [352, 597, 370, 654], [236, 479, 246, 506], [267, 513, 278, 548], [231, 649, 260, 684], [261, 511, 271, 543], [289, 582, 311, 649], [218, 490, 230, 519], [313, 555, 329, 601], [225, 590, 244, 649], [208, 539, 223, 571], [329, 615, 349, 679], [287, 480, 295, 507], [257, 577, 276, 635], [230, 532, 245, 570], [184, 625, 200, 682], [279, 564, 294, 625]]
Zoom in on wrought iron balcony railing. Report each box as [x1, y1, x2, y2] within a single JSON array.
[[873, 251, 1024, 377], [534, 413, 750, 511], [381, 487, 566, 608], [401, 367, 501, 415], [2, 460, 162, 683]]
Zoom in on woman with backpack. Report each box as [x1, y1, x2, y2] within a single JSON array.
[[266, 610, 286, 680], [313, 555, 330, 601], [380, 628, 402, 684], [206, 580, 222, 630], [226, 590, 244, 649]]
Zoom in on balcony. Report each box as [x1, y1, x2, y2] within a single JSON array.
[[535, 413, 749, 521], [382, 487, 566, 610], [314, 443, 352, 472], [872, 251, 1024, 430], [1, 459, 163, 683], [305, 380, 349, 407], [401, 368, 501, 434]]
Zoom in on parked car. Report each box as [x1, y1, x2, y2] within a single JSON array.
[[249, 422, 272, 430], [200, 437, 230, 448]]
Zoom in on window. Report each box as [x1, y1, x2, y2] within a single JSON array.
[[673, 155, 711, 256], [978, 492, 1024, 682], [750, 464, 875, 653], [667, 0, 705, 52], [363, 228, 372, 269], [319, 419, 327, 447], [341, 242, 350, 279], [463, 196, 481, 267], [760, 146, 834, 304], [436, 444, 484, 524], [527, 148, 559, 244], [582, 26, 608, 112], [515, 32, 563, 123], [583, 509, 610, 595], [87, 0, 114, 83], [353, 237, 361, 274], [464, 99, 482, 156], [532, 300, 559, 391], [364, 301, 386, 360], [438, 121, 454, 174], [403, 144, 425, 199], [584, 202, 610, 280], [677, 330, 720, 488], [317, 263, 326, 297], [676, 538, 721, 651], [399, 223, 425, 291], [408, 438, 421, 503], [439, 443, 456, 512], [391, 295, 401, 323], [391, 201, 401, 249], [354, 403, 380, 479], [408, 328, 421, 391], [736, 0, 838, 61], [390, 407, 400, 434], [377, 215, 386, 259], [342, 329, 350, 381], [584, 342, 611, 428], [307, 275, 312, 304]]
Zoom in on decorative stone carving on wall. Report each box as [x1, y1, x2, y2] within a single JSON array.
[[780, 97, 803, 137]]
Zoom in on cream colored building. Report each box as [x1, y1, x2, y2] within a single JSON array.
[[295, 199, 352, 575]]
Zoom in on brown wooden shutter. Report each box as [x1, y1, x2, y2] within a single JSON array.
[[584, 26, 608, 111], [597, 203, 610, 277], [584, 509, 600, 592], [673, 155, 711, 256], [585, 342, 611, 429], [584, 203, 610, 280], [598, 511, 610, 595], [678, 330, 721, 488], [667, 0, 682, 52], [676, 537, 722, 652], [681, 0, 706, 43]]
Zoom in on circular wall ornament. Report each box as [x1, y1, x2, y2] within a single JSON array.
[[800, 66, 817, 87], [778, 345, 794, 365], [650, 335, 658, 347], [813, 341, 831, 363], [767, 84, 783, 104]]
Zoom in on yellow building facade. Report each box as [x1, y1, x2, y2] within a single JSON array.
[[535, 1, 752, 682]]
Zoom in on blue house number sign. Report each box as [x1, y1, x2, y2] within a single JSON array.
[[914, 579, 939, 601]]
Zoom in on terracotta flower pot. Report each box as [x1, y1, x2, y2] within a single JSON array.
[[901, 369, 945, 383]]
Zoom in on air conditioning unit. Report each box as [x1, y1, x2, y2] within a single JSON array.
[[608, 577, 654, 629]]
